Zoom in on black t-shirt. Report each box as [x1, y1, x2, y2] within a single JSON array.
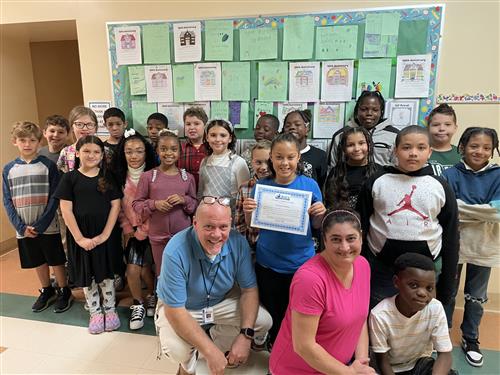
[[301, 145, 328, 189]]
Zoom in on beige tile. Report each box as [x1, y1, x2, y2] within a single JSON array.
[[0, 348, 46, 374], [141, 351, 179, 374], [93, 332, 158, 368], [80, 361, 143, 374], [30, 355, 87, 374], [136, 368, 177, 375]]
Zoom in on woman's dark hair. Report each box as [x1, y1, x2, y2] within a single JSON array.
[[325, 127, 377, 208], [353, 91, 386, 126], [458, 127, 499, 157], [75, 135, 111, 193], [203, 119, 237, 156], [268, 133, 304, 178], [395, 125, 430, 147], [282, 109, 312, 132], [321, 207, 362, 244], [112, 131, 158, 188]]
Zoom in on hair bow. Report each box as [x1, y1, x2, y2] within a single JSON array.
[[124, 128, 136, 138]]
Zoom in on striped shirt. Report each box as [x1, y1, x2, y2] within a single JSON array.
[[235, 176, 259, 247], [2, 156, 60, 238], [369, 296, 452, 373]]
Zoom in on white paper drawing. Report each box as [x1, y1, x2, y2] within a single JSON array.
[[114, 26, 142, 65], [289, 62, 320, 102], [385, 99, 420, 129], [173, 22, 202, 63], [321, 60, 354, 102], [313, 102, 345, 138], [395, 54, 432, 98], [194, 63, 222, 101], [157, 102, 185, 137], [145, 65, 174, 103]]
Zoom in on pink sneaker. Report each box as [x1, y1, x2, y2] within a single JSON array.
[[104, 310, 121, 331], [88, 312, 105, 334]]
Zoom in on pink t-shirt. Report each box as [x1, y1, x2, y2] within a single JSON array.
[[270, 254, 371, 375]]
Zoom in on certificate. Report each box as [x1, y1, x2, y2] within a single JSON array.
[[251, 185, 312, 236]]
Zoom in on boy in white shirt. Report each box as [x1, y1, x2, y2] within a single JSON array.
[[369, 253, 457, 375]]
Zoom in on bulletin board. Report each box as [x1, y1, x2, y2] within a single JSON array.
[[106, 4, 445, 148]]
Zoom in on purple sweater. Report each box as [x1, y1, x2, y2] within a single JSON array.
[[132, 168, 197, 244]]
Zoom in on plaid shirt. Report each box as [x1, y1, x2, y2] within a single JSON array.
[[235, 176, 259, 248], [178, 140, 207, 190]]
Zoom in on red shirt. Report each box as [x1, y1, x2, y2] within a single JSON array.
[[178, 140, 207, 190]]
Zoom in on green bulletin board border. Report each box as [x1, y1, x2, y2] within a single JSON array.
[[106, 4, 445, 139]]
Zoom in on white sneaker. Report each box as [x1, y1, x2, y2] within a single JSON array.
[[129, 304, 146, 330], [145, 294, 157, 317]]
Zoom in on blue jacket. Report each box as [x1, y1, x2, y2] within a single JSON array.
[[442, 162, 500, 204]]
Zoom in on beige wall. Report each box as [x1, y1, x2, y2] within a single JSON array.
[[30, 40, 84, 129], [0, 24, 40, 245], [1, 2, 499, 287]]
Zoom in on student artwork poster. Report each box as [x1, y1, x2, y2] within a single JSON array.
[[114, 26, 142, 65], [194, 63, 221, 101], [157, 103, 185, 136], [173, 21, 202, 63], [321, 60, 354, 102], [384, 99, 419, 130], [288, 62, 320, 103], [145, 65, 174, 103], [395, 54, 432, 98], [313, 102, 345, 138]]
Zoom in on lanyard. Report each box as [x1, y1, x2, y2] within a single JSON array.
[[199, 260, 221, 307]]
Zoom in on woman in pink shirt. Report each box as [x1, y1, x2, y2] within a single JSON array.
[[270, 208, 375, 375]]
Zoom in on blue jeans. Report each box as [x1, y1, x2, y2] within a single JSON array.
[[444, 263, 491, 340]]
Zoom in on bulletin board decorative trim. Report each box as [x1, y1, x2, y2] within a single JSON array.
[[436, 93, 500, 104], [106, 4, 445, 136]]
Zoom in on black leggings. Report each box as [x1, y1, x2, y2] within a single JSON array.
[[255, 263, 294, 344]]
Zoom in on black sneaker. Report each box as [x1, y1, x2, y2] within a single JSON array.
[[54, 286, 74, 313], [129, 301, 146, 330], [32, 286, 56, 312], [461, 336, 483, 367]]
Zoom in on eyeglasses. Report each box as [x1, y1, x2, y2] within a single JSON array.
[[74, 122, 97, 130], [201, 196, 231, 206]]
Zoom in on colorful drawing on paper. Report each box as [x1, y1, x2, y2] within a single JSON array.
[[318, 104, 340, 124], [295, 70, 313, 87], [120, 33, 136, 49], [151, 72, 168, 87], [200, 70, 216, 86], [401, 62, 425, 82], [326, 67, 349, 86]]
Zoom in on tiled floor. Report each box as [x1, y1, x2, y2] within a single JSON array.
[[1, 249, 499, 374]]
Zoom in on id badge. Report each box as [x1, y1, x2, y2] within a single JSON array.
[[202, 307, 214, 324]]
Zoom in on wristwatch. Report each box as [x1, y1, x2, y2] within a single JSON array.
[[240, 328, 255, 339]]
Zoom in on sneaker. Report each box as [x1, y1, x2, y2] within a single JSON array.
[[89, 312, 105, 334], [462, 337, 483, 367], [145, 294, 157, 317], [129, 302, 146, 330], [32, 286, 56, 312], [105, 310, 121, 331], [53, 286, 74, 313]]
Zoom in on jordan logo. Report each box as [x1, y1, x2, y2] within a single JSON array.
[[388, 185, 428, 220]]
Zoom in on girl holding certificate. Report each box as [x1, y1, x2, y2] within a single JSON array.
[[243, 133, 326, 347]]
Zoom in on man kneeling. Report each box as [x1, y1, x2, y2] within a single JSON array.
[[155, 196, 272, 375]]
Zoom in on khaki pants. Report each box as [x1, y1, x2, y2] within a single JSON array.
[[155, 291, 272, 374]]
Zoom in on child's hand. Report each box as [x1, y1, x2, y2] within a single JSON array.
[[308, 202, 326, 217], [242, 198, 257, 214], [24, 226, 38, 238], [155, 199, 173, 213], [166, 194, 185, 206], [77, 237, 96, 251]]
